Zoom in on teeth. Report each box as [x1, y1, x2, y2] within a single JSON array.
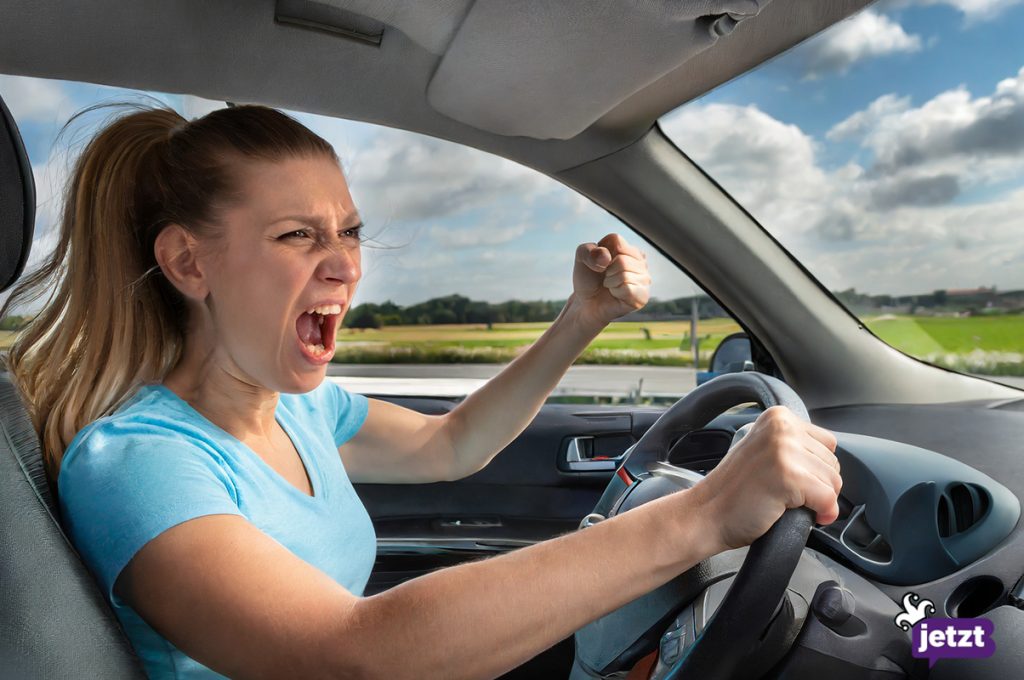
[[304, 342, 328, 354], [305, 304, 342, 316]]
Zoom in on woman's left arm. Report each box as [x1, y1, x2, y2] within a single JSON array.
[[340, 233, 651, 484]]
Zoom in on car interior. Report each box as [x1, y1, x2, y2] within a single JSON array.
[[2, 1, 1024, 678]]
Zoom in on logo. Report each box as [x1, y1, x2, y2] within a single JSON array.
[[894, 592, 996, 668], [895, 592, 935, 630]]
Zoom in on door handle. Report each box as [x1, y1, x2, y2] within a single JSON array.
[[564, 436, 625, 471]]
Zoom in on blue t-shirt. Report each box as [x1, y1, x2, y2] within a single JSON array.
[[57, 379, 377, 679]]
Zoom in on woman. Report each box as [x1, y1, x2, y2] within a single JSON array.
[[3, 104, 841, 679]]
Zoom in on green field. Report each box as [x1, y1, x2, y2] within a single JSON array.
[[1, 315, 1020, 374], [336, 319, 742, 367], [336, 314, 1024, 374], [864, 314, 1024, 375]]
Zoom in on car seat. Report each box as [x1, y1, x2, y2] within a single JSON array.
[[0, 91, 145, 678]]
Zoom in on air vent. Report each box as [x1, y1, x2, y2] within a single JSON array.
[[937, 483, 991, 538]]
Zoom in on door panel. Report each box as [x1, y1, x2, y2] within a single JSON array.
[[353, 397, 666, 594]]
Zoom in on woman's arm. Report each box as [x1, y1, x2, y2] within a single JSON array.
[[340, 234, 651, 484], [119, 406, 841, 680]]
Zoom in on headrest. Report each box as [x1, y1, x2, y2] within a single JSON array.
[[0, 92, 35, 293]]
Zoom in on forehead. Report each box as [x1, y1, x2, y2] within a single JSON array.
[[228, 155, 358, 221]]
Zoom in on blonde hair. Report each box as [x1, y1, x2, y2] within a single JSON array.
[[1, 103, 337, 482]]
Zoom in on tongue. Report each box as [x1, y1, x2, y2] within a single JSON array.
[[297, 312, 323, 345]]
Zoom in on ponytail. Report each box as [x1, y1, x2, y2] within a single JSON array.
[[1, 103, 337, 481]]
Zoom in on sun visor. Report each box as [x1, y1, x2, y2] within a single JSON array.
[[426, 0, 771, 140]]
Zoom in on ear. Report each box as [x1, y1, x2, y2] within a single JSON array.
[[153, 224, 209, 302]]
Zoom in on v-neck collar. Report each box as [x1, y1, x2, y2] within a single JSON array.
[[149, 384, 322, 501]]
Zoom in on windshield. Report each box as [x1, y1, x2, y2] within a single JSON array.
[[661, 1, 1024, 385]]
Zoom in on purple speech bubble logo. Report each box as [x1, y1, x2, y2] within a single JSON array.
[[911, 617, 996, 668]]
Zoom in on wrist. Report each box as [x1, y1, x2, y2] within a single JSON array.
[[561, 294, 607, 338], [659, 485, 727, 567]]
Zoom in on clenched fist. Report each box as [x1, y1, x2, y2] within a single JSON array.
[[571, 233, 651, 330]]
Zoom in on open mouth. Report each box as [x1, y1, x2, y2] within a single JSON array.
[[296, 307, 341, 360]]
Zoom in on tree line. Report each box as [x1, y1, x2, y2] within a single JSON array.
[[343, 294, 728, 329]]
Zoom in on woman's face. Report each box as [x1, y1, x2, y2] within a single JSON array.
[[196, 155, 362, 395]]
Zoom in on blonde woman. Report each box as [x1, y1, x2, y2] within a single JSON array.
[[3, 105, 841, 679]]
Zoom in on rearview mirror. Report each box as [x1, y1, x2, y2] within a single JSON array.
[[696, 332, 752, 386]]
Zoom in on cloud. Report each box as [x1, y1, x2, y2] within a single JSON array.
[[826, 94, 911, 141], [830, 67, 1024, 177], [800, 10, 922, 79], [868, 173, 961, 208], [916, 0, 1024, 22], [0, 75, 77, 125], [318, 125, 552, 225], [428, 222, 529, 249], [662, 102, 832, 234], [661, 63, 1024, 295]]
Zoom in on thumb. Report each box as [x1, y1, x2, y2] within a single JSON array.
[[577, 243, 611, 272]]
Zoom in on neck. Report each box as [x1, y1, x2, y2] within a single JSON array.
[[162, 330, 279, 442]]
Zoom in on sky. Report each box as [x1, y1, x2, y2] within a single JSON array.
[[662, 0, 1024, 296], [2, 0, 1023, 311]]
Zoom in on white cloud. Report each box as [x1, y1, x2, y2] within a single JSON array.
[[309, 124, 553, 225], [428, 222, 529, 249], [917, 0, 1024, 22], [826, 94, 911, 141], [663, 103, 832, 237], [800, 10, 922, 79], [661, 64, 1024, 295], [837, 67, 1024, 174], [0, 75, 77, 125]]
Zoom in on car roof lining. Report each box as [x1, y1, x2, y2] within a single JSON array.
[[0, 0, 873, 173]]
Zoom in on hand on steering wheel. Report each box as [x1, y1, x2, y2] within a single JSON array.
[[691, 405, 842, 555], [572, 373, 841, 680]]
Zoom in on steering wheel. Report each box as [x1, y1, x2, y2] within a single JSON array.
[[573, 372, 815, 680]]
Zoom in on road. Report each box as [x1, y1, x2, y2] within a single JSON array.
[[326, 363, 1024, 398]]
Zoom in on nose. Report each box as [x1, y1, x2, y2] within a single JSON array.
[[318, 240, 361, 285]]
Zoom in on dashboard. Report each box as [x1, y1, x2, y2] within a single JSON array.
[[572, 395, 1024, 678], [664, 398, 1024, 617]]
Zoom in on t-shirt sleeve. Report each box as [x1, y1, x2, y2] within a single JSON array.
[[319, 379, 370, 447], [57, 419, 244, 602]]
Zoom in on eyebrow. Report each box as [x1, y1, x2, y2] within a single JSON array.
[[268, 214, 364, 229]]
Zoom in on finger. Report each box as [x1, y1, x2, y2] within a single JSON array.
[[603, 253, 650, 278], [603, 271, 652, 289], [802, 450, 843, 495], [802, 432, 841, 473], [608, 282, 650, 306], [800, 473, 841, 525], [598, 233, 643, 260], [576, 243, 611, 272], [806, 422, 838, 452]]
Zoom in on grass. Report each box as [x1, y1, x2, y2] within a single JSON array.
[[864, 314, 1024, 376], [864, 315, 1024, 355], [1, 315, 1020, 375], [336, 320, 742, 367]]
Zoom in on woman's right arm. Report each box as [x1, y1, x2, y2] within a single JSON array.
[[117, 406, 840, 680]]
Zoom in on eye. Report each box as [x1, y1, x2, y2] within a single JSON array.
[[340, 225, 364, 241], [279, 229, 310, 240]]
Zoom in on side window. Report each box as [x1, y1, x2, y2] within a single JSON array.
[[1, 73, 746, 404]]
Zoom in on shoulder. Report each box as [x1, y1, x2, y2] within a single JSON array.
[[279, 379, 369, 447], [61, 385, 225, 480], [279, 378, 364, 410], [56, 386, 244, 600]]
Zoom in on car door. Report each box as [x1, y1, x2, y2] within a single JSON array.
[[353, 396, 664, 594]]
